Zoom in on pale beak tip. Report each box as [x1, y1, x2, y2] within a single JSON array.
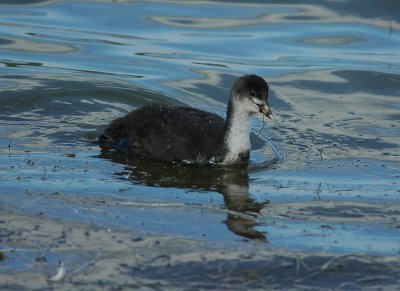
[[255, 102, 274, 120], [263, 107, 274, 120]]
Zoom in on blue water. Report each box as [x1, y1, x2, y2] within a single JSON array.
[[1, 0, 399, 263]]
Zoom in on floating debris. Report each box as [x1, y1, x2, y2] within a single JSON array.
[[48, 260, 66, 282]]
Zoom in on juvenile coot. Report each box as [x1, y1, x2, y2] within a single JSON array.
[[98, 74, 273, 165]]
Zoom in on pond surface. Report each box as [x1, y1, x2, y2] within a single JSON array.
[[0, 0, 399, 289]]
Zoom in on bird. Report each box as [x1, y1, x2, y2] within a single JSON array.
[[98, 74, 273, 165]]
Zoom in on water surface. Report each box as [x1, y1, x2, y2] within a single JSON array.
[[0, 0, 399, 289]]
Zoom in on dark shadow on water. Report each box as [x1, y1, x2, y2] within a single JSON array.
[[99, 150, 271, 240]]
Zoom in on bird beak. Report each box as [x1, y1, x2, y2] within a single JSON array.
[[256, 102, 273, 120]]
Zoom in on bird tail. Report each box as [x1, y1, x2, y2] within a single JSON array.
[[98, 133, 114, 150]]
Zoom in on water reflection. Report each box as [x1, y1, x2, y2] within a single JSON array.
[[270, 69, 400, 165], [0, 35, 77, 53], [99, 151, 268, 240], [150, 2, 399, 30], [0, 0, 399, 257]]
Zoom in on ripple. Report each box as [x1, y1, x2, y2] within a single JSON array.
[[299, 35, 365, 45], [0, 34, 77, 53], [0, 0, 399, 257]]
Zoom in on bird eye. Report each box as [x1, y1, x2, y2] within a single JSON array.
[[249, 90, 256, 97]]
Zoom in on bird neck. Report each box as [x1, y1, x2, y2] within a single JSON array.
[[222, 101, 252, 164]]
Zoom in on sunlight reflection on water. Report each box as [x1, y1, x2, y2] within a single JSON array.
[[0, 0, 399, 257]]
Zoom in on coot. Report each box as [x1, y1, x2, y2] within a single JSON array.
[[98, 74, 273, 165]]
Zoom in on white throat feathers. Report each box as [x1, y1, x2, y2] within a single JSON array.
[[222, 102, 252, 164]]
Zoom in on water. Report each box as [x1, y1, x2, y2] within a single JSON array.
[[1, 0, 399, 289]]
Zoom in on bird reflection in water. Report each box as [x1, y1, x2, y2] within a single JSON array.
[[99, 151, 269, 240]]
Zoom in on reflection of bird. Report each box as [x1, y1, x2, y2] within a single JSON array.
[[100, 151, 268, 240], [99, 74, 273, 165]]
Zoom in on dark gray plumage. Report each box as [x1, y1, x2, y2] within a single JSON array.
[[98, 74, 273, 165]]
